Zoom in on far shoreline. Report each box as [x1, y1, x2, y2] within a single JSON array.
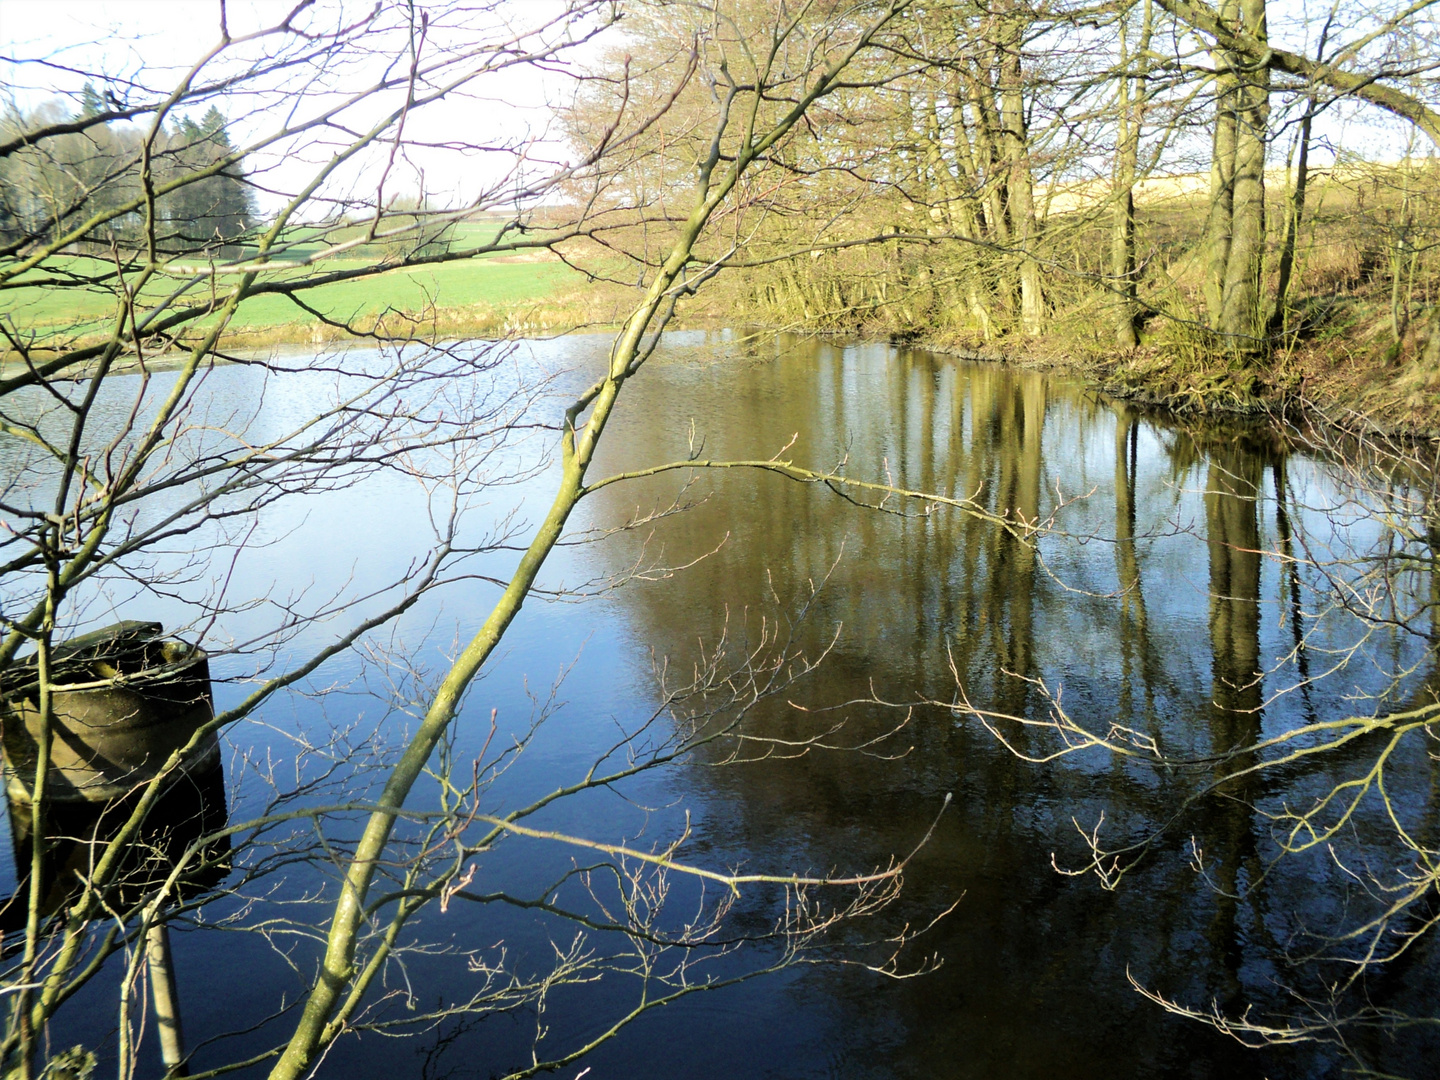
[[6, 313, 1436, 444]]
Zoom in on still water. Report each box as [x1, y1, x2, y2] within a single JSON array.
[[4, 332, 1438, 1078]]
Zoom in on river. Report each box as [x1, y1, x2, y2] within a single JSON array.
[[2, 331, 1436, 1078]]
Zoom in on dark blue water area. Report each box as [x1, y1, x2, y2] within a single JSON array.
[[1, 331, 1437, 1078]]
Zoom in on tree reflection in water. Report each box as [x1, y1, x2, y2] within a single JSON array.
[[578, 332, 1437, 1078]]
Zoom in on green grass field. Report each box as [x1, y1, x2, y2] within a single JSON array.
[[3, 236, 583, 343]]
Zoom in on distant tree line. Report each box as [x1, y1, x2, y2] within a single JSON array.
[[0, 88, 255, 255]]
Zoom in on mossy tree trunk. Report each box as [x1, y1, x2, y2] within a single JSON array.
[[1203, 0, 1270, 356], [1219, 0, 1271, 352], [999, 6, 1044, 336], [1112, 0, 1154, 350]]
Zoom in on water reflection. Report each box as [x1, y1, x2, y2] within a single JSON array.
[[2, 333, 1434, 1078], [576, 334, 1436, 1078], [0, 759, 230, 934], [1203, 436, 1267, 1006]]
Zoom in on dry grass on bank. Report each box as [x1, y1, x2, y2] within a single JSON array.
[[685, 158, 1440, 435]]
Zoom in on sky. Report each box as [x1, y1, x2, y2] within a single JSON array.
[[0, 0, 283, 61], [0, 0, 596, 213], [0, 0, 1429, 217]]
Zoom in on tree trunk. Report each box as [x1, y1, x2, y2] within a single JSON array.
[[1270, 110, 1312, 331], [1205, 0, 1270, 355], [966, 62, 1010, 245], [1112, 128, 1140, 348], [1204, 0, 1239, 330], [1112, 0, 1153, 349], [923, 94, 994, 339], [999, 9, 1044, 336], [1218, 0, 1269, 351], [1268, 13, 1331, 333]]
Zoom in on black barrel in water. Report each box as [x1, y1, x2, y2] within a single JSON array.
[[0, 622, 230, 930]]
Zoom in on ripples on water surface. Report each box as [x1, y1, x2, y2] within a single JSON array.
[[2, 331, 1436, 1078]]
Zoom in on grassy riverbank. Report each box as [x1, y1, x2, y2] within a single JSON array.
[[674, 158, 1440, 440], [8, 169, 1438, 441], [5, 252, 593, 343]]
